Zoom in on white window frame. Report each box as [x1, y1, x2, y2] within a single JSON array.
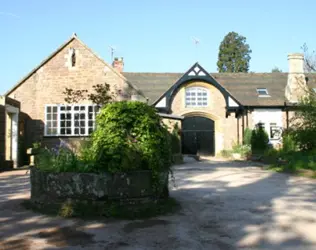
[[269, 122, 282, 141], [256, 88, 270, 97], [185, 87, 209, 107], [44, 104, 100, 136]]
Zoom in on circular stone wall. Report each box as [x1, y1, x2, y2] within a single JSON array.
[[30, 167, 169, 203]]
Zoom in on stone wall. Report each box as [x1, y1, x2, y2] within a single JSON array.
[[8, 37, 134, 148], [30, 168, 169, 203], [170, 81, 239, 154]]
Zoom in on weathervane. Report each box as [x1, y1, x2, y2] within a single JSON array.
[[192, 37, 200, 62], [109, 45, 116, 62]]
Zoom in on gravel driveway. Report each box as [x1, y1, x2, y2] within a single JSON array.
[[1, 159, 316, 250]]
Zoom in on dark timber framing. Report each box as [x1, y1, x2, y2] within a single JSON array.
[[154, 62, 243, 115]]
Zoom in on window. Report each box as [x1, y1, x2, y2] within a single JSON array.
[[269, 122, 282, 140], [185, 87, 208, 107], [70, 48, 76, 67], [45, 104, 100, 136], [256, 88, 269, 97]]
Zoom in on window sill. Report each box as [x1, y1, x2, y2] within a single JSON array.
[[43, 135, 91, 138], [185, 106, 208, 108]]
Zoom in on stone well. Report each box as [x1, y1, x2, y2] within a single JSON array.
[[30, 167, 169, 203]]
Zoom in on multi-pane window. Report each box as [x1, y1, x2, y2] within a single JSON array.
[[45, 104, 100, 136], [60, 106, 72, 135], [185, 87, 208, 107], [46, 106, 58, 135]]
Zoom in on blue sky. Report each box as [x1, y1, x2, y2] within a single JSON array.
[[1, 0, 316, 94]]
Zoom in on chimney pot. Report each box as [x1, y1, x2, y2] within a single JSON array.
[[288, 53, 304, 74], [112, 57, 124, 73]]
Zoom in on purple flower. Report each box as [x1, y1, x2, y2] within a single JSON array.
[[51, 146, 59, 156], [59, 140, 67, 148]]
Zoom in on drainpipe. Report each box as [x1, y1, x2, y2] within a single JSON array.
[[237, 113, 240, 145], [242, 110, 245, 144]]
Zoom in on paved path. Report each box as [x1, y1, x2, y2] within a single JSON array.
[[1, 160, 316, 249]]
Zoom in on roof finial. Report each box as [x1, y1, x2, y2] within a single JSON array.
[[72, 32, 77, 38]]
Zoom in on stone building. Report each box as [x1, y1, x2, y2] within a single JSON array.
[[3, 34, 316, 166]]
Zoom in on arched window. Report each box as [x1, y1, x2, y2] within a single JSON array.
[[185, 87, 208, 107]]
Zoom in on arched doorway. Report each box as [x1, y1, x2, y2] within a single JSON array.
[[181, 116, 215, 156]]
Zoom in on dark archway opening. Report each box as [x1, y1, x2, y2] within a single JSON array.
[[181, 116, 215, 156]]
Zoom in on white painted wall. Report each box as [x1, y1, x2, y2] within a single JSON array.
[[155, 97, 166, 108], [228, 97, 239, 107], [252, 109, 283, 145]]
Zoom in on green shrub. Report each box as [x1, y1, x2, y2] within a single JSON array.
[[264, 147, 279, 157], [282, 130, 297, 153], [289, 93, 316, 151], [251, 124, 269, 154], [220, 149, 232, 158], [90, 101, 172, 173], [220, 142, 251, 159], [232, 143, 251, 158], [170, 123, 181, 154], [274, 150, 316, 173], [36, 142, 90, 172], [243, 128, 252, 145]]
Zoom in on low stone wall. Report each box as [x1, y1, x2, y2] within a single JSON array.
[[30, 167, 169, 203]]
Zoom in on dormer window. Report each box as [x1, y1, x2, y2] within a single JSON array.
[[185, 87, 208, 107], [257, 88, 269, 97]]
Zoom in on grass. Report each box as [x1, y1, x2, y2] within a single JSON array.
[[268, 164, 316, 178], [266, 150, 316, 179], [22, 197, 181, 220]]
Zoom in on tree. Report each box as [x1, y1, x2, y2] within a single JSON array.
[[271, 67, 282, 73], [62, 83, 120, 136], [289, 93, 316, 150], [287, 45, 316, 150], [217, 31, 252, 73], [63, 82, 120, 106], [301, 43, 316, 72]]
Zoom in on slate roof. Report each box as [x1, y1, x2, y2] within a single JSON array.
[[123, 72, 316, 106]]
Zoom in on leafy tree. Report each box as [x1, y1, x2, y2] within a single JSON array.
[[301, 43, 316, 72], [63, 82, 117, 106], [271, 67, 282, 73], [217, 31, 252, 73], [62, 83, 120, 137], [289, 91, 316, 150], [286, 44, 316, 150]]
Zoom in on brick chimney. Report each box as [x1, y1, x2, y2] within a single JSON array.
[[112, 57, 124, 73], [285, 53, 308, 103]]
